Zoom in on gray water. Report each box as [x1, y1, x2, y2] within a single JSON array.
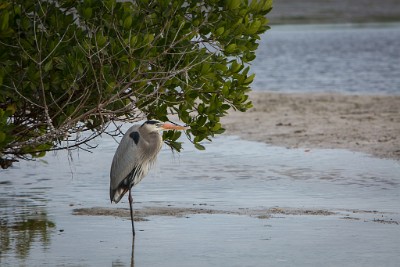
[[1, 132, 399, 266], [253, 23, 400, 94]]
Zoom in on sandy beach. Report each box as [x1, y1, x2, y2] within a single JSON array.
[[222, 92, 400, 160]]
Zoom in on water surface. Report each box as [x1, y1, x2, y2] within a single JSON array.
[[253, 23, 400, 94], [1, 134, 399, 266]]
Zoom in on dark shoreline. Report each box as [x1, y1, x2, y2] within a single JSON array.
[[268, 0, 400, 25]]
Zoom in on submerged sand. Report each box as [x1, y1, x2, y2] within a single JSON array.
[[222, 92, 400, 160], [73, 206, 398, 225]]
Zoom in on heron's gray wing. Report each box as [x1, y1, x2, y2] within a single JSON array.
[[110, 125, 141, 201]]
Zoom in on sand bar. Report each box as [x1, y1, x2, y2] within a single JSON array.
[[222, 92, 400, 160]]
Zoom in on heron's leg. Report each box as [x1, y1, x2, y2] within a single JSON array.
[[128, 188, 135, 236]]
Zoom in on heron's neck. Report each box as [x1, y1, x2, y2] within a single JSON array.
[[139, 130, 163, 159]]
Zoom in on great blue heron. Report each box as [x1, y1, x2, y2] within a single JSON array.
[[110, 120, 186, 236]]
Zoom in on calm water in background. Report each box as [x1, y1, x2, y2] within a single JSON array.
[[252, 23, 400, 94], [1, 23, 400, 266]]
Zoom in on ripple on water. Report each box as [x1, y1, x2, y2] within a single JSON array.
[[0, 134, 399, 266]]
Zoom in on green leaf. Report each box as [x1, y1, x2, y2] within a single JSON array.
[[130, 35, 138, 46], [215, 128, 226, 134], [0, 3, 10, 10], [246, 19, 262, 34], [0, 10, 9, 30], [215, 26, 225, 36], [261, 0, 273, 12], [196, 116, 207, 126], [170, 141, 182, 152], [225, 43, 237, 54], [194, 143, 205, 150], [6, 104, 16, 114], [244, 73, 255, 84], [173, 131, 182, 140], [37, 151, 47, 158], [221, 104, 231, 110], [244, 51, 256, 62], [123, 16, 132, 29], [201, 63, 211, 74], [144, 33, 154, 44], [230, 60, 242, 73], [82, 7, 92, 19], [0, 131, 5, 142], [226, 0, 241, 10], [96, 32, 107, 46], [211, 122, 221, 131], [44, 60, 53, 72]]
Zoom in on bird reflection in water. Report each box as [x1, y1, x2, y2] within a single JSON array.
[[111, 236, 135, 267], [131, 236, 135, 267]]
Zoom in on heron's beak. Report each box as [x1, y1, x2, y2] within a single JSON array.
[[160, 122, 188, 131]]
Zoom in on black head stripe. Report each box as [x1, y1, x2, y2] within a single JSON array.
[[129, 131, 140, 145], [145, 120, 160, 125]]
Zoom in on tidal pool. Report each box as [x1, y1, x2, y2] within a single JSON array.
[[1, 134, 399, 266]]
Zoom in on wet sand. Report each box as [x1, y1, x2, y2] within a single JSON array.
[[73, 206, 399, 225], [222, 92, 400, 160]]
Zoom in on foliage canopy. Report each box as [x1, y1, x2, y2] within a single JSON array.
[[0, 0, 272, 168]]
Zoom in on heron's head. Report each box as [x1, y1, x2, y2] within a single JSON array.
[[141, 120, 187, 133]]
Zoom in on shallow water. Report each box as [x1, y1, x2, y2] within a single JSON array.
[[253, 23, 400, 94], [1, 132, 399, 266]]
